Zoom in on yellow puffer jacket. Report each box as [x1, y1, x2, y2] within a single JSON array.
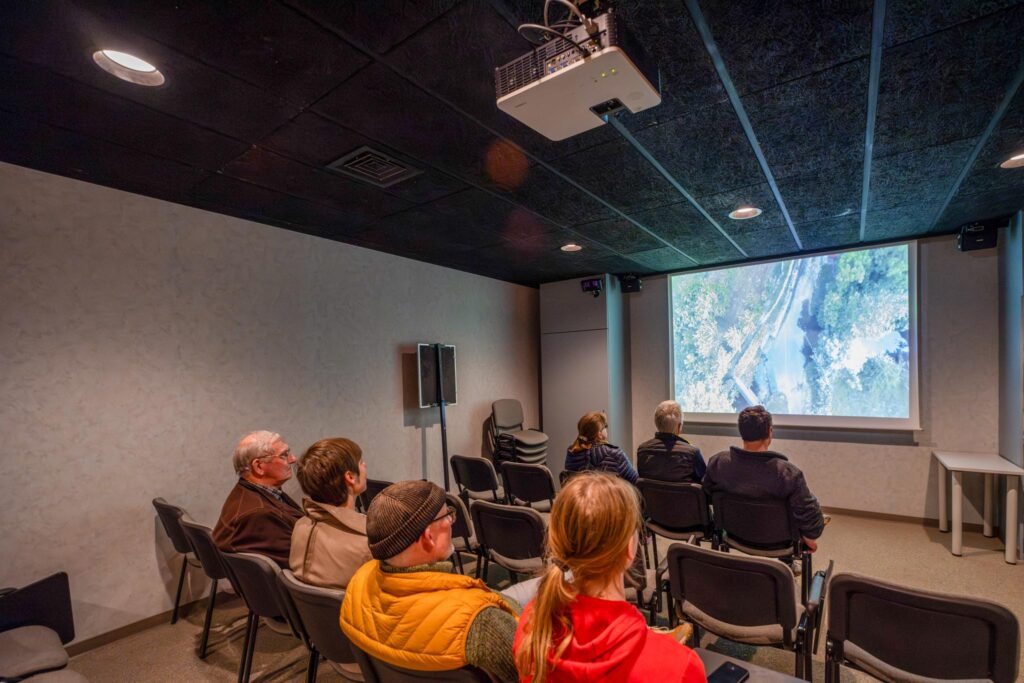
[[339, 560, 516, 671]]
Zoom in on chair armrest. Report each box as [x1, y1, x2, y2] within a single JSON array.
[[805, 560, 835, 616]]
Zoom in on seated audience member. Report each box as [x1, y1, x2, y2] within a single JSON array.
[[514, 472, 705, 683], [213, 430, 302, 567], [340, 480, 520, 683], [703, 405, 825, 551], [290, 437, 372, 589], [636, 400, 706, 483], [563, 412, 638, 485]]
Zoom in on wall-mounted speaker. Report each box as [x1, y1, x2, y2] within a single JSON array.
[[956, 216, 1006, 252]]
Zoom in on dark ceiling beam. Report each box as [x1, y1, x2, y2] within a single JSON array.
[[684, 0, 803, 251], [928, 59, 1024, 232], [283, 1, 700, 266], [859, 0, 886, 242], [605, 114, 746, 258]]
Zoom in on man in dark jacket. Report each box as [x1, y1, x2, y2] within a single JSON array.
[[703, 406, 825, 550], [636, 400, 706, 483], [213, 430, 303, 567]]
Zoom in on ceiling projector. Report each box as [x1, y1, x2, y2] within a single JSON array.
[[495, 9, 661, 141]]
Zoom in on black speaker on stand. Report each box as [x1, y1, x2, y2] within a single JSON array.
[[417, 343, 457, 491]]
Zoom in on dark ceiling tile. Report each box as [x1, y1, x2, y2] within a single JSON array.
[[192, 174, 366, 234], [622, 246, 695, 273], [869, 139, 977, 211], [284, 0, 460, 56], [549, 138, 678, 213], [220, 147, 412, 224], [82, 0, 370, 106], [572, 217, 664, 253], [0, 1, 299, 141], [744, 60, 868, 180], [633, 102, 762, 198], [936, 191, 1024, 233], [696, 183, 793, 249], [629, 201, 739, 264], [499, 164, 613, 225], [796, 215, 862, 250], [874, 6, 1024, 157], [884, 0, 1023, 47], [0, 109, 205, 201], [775, 163, 862, 226], [357, 208, 504, 259], [0, 55, 249, 171], [700, 0, 872, 95], [258, 112, 466, 205], [955, 127, 1024, 198], [588, 254, 653, 275], [730, 224, 798, 258], [313, 62, 502, 186], [863, 203, 930, 240]]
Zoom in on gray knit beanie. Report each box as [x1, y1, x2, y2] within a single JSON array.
[[366, 480, 446, 560]]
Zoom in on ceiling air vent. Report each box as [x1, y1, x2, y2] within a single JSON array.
[[326, 146, 421, 188]]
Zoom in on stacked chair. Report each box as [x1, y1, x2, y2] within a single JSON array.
[[489, 399, 548, 465], [0, 572, 86, 682]]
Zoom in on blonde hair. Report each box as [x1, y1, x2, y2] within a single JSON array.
[[515, 472, 641, 683], [654, 400, 683, 433], [568, 411, 608, 454]]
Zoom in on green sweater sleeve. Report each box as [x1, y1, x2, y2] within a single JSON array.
[[465, 604, 520, 683]]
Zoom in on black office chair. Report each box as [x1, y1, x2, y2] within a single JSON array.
[[445, 493, 481, 576], [351, 644, 490, 682], [470, 500, 546, 584], [450, 455, 505, 504], [711, 492, 815, 604], [357, 479, 394, 513], [825, 572, 1019, 683], [178, 518, 234, 659], [0, 572, 78, 682], [666, 541, 832, 681], [500, 462, 556, 513], [152, 497, 202, 624], [279, 570, 362, 682], [219, 552, 299, 683]]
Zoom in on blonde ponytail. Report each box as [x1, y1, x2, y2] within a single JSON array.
[[515, 563, 576, 683]]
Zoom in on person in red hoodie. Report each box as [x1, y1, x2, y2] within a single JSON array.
[[513, 472, 706, 683]]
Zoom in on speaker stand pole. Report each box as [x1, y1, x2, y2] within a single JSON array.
[[435, 344, 451, 492]]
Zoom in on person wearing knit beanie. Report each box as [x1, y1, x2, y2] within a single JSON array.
[[340, 478, 522, 683]]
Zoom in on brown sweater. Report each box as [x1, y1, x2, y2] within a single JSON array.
[[213, 478, 302, 567]]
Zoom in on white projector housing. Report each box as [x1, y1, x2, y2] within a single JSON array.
[[495, 12, 660, 141]]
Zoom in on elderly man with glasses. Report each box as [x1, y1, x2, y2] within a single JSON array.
[[213, 430, 302, 567], [340, 480, 521, 683]]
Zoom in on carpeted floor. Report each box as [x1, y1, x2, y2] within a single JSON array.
[[69, 511, 1023, 681]]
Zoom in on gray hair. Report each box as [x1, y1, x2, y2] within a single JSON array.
[[654, 400, 683, 433], [232, 430, 282, 475]]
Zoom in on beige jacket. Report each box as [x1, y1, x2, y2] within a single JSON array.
[[289, 498, 371, 589]]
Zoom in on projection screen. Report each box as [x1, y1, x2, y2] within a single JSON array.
[[669, 242, 919, 430]]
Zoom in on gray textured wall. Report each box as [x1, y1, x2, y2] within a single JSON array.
[[0, 162, 540, 642], [630, 238, 1000, 522]]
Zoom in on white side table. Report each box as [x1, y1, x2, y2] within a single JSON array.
[[933, 450, 1024, 564]]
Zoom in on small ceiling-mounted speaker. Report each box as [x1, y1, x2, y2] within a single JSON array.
[[956, 216, 1006, 252]]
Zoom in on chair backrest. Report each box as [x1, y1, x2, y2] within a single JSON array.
[[280, 569, 358, 665], [666, 541, 799, 647], [470, 500, 545, 562], [220, 552, 292, 626], [491, 399, 525, 432], [637, 479, 711, 537], [152, 497, 194, 555], [711, 492, 799, 553], [0, 572, 75, 644], [179, 518, 229, 581], [450, 455, 500, 495], [360, 479, 394, 512], [351, 644, 491, 682], [828, 572, 1019, 683], [501, 462, 556, 505], [445, 493, 475, 548]]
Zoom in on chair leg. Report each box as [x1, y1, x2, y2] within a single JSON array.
[[241, 615, 259, 683], [199, 579, 218, 659], [482, 556, 490, 583], [824, 637, 840, 683], [306, 648, 319, 683], [509, 570, 518, 584], [237, 612, 255, 683], [651, 534, 659, 575], [171, 556, 188, 624], [474, 550, 483, 579], [641, 528, 650, 568], [801, 553, 812, 604], [453, 551, 465, 575]]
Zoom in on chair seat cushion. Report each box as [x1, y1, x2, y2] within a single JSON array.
[[511, 498, 552, 513], [680, 600, 794, 647], [466, 487, 504, 501], [842, 641, 990, 683], [453, 534, 479, 552], [509, 430, 548, 448], [0, 625, 69, 679]]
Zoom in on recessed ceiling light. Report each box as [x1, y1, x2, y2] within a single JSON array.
[[92, 50, 165, 86], [728, 206, 762, 220], [560, 243, 583, 252], [1000, 153, 1024, 169]]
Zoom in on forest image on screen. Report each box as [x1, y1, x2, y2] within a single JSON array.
[[671, 244, 910, 419]]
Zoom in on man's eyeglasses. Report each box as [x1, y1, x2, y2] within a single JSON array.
[[255, 449, 291, 464], [431, 505, 456, 525]]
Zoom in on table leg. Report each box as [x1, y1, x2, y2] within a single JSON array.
[[984, 473, 994, 537], [952, 471, 963, 556], [1006, 476, 1019, 565], [938, 463, 948, 532]]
